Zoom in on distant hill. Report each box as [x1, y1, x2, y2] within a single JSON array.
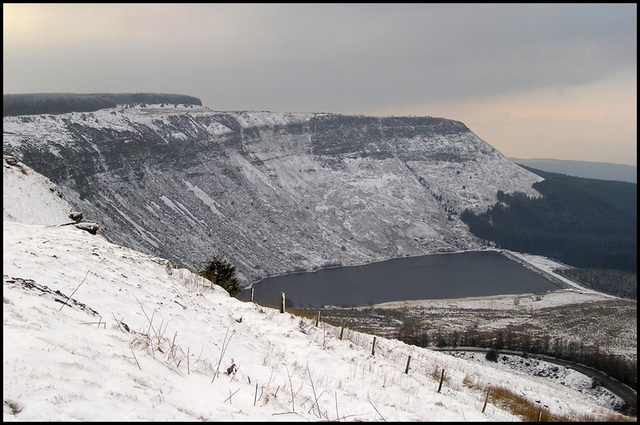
[[3, 92, 202, 116], [509, 158, 636, 184], [461, 166, 637, 274]]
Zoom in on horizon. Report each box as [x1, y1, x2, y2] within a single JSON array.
[[3, 4, 636, 165], [3, 91, 636, 168]]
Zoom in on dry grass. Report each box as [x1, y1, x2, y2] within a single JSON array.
[[487, 385, 552, 421], [4, 400, 24, 416], [485, 385, 634, 422], [286, 306, 318, 321]]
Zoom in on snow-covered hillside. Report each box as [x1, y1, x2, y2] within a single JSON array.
[[3, 154, 75, 225], [3, 104, 544, 283], [3, 144, 629, 421]]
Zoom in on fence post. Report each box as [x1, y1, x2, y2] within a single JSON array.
[[280, 292, 285, 314], [405, 355, 411, 374], [437, 368, 445, 393], [315, 310, 320, 327], [254, 382, 258, 406], [482, 387, 490, 413], [371, 336, 377, 356], [250, 288, 254, 303], [339, 321, 345, 340]]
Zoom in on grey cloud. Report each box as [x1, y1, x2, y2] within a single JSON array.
[[183, 3, 637, 111], [3, 4, 636, 114]]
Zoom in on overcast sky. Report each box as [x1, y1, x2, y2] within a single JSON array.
[[3, 3, 637, 165]]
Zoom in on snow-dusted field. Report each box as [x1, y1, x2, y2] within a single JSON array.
[[374, 288, 612, 311], [3, 156, 634, 421]]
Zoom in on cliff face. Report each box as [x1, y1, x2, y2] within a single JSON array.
[[3, 104, 542, 283]]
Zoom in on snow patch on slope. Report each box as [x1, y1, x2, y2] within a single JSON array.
[[181, 180, 225, 218], [3, 156, 74, 225], [231, 111, 316, 128]]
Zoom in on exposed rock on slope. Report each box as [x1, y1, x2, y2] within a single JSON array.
[[3, 104, 542, 283]]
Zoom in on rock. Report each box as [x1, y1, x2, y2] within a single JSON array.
[[3, 154, 18, 166], [69, 211, 83, 222], [150, 256, 173, 275], [75, 222, 99, 235]]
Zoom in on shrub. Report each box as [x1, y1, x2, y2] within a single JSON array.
[[199, 256, 242, 297], [485, 349, 499, 362]]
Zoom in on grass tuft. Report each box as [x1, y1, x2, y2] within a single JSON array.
[[4, 400, 23, 416]]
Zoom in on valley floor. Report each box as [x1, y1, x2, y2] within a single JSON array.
[[315, 289, 637, 358], [312, 251, 635, 357], [310, 286, 637, 416]]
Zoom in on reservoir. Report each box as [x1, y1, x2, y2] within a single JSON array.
[[239, 250, 560, 308]]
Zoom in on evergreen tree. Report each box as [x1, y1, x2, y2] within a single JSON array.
[[199, 255, 242, 297], [460, 168, 636, 274]]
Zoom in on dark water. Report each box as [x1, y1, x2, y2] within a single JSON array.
[[239, 250, 559, 308]]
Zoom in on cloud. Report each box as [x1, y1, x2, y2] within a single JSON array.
[[4, 4, 635, 102], [197, 3, 636, 114], [2, 4, 636, 164]]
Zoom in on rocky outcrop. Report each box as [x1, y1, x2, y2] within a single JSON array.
[[69, 211, 83, 222], [74, 222, 99, 235], [3, 104, 543, 283], [3, 154, 18, 166]]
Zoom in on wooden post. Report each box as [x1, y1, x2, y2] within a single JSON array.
[[537, 409, 543, 422], [371, 337, 377, 356], [250, 288, 254, 303], [315, 310, 320, 327], [437, 368, 445, 393], [482, 387, 490, 413], [405, 355, 411, 374], [280, 292, 285, 314], [339, 321, 345, 340], [254, 382, 258, 406]]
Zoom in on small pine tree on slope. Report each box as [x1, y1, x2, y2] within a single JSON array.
[[199, 255, 242, 297]]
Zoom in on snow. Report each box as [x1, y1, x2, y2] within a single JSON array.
[[505, 251, 620, 295], [2, 158, 75, 225], [111, 204, 162, 249], [181, 180, 225, 219], [452, 351, 625, 412], [3, 105, 544, 282], [2, 156, 631, 421], [374, 288, 615, 312], [230, 111, 316, 129]]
